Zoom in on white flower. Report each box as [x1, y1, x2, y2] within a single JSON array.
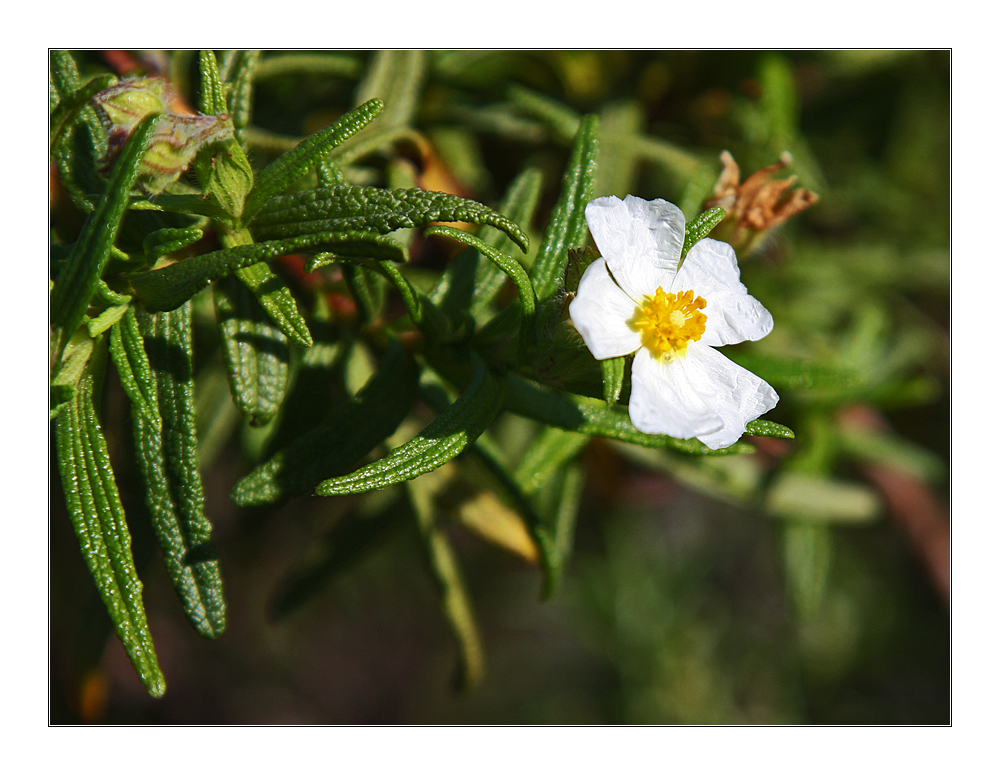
[[568, 195, 779, 450]]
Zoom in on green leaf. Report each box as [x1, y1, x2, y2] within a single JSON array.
[[50, 50, 83, 98], [460, 438, 557, 590], [108, 307, 159, 425], [131, 229, 391, 313], [533, 462, 584, 597], [193, 51, 255, 222], [471, 167, 544, 314], [724, 352, 860, 391], [134, 304, 227, 639], [328, 124, 419, 167], [316, 355, 504, 496], [354, 50, 426, 130], [213, 274, 290, 427], [746, 419, 795, 439], [529, 113, 599, 303], [198, 139, 255, 225], [232, 341, 421, 507], [424, 225, 536, 320], [127, 193, 233, 220], [50, 327, 94, 395], [600, 356, 625, 406], [254, 52, 361, 81], [143, 227, 204, 264], [86, 299, 131, 338], [407, 473, 485, 690], [316, 158, 348, 187], [51, 51, 108, 214], [766, 472, 881, 524], [507, 84, 581, 144], [513, 425, 590, 496], [49, 73, 117, 157], [781, 522, 832, 618], [53, 374, 166, 697], [594, 99, 644, 199], [233, 259, 313, 348], [303, 230, 407, 263], [681, 206, 727, 259], [197, 50, 228, 115], [224, 50, 260, 142], [306, 253, 448, 339], [504, 374, 754, 455], [341, 263, 387, 323], [52, 115, 158, 353], [242, 98, 384, 224], [250, 185, 529, 253]]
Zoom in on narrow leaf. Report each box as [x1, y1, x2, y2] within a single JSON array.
[[600, 356, 625, 405], [462, 440, 558, 597], [513, 425, 590, 496], [681, 206, 727, 259], [242, 98, 384, 224], [52, 115, 158, 351], [254, 53, 361, 81], [108, 307, 159, 425], [198, 50, 228, 115], [54, 374, 166, 697], [131, 229, 398, 312], [341, 263, 388, 323], [134, 305, 227, 638], [251, 185, 529, 253], [306, 254, 447, 338], [354, 50, 426, 130], [746, 419, 795, 439], [49, 50, 82, 98], [507, 84, 581, 144], [424, 225, 536, 318], [724, 352, 859, 391], [534, 462, 584, 597], [529, 114, 599, 301], [126, 193, 232, 219], [213, 274, 290, 427], [225, 50, 260, 141], [233, 259, 313, 348], [471, 167, 544, 314], [142, 227, 204, 264], [316, 355, 504, 496], [232, 341, 421, 506], [49, 73, 117, 157], [408, 472, 485, 690], [51, 51, 108, 213]]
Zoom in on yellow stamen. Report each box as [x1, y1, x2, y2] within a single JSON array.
[[630, 288, 707, 359]]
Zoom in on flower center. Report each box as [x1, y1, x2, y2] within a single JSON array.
[[630, 288, 707, 358]]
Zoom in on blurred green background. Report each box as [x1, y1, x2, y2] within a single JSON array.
[[50, 50, 949, 724]]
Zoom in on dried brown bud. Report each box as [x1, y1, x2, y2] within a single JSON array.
[[706, 150, 818, 253]]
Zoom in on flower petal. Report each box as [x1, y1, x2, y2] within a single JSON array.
[[569, 258, 642, 359], [679, 344, 779, 450], [673, 238, 773, 346], [629, 348, 724, 440], [585, 195, 684, 300]]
